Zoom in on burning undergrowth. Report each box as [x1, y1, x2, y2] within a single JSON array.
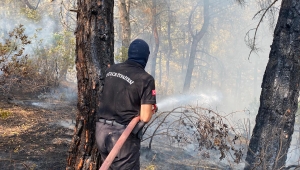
[[142, 106, 248, 169]]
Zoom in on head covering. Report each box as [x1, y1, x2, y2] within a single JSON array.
[[128, 39, 150, 69]]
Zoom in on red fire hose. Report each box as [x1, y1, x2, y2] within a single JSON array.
[[99, 116, 140, 170], [99, 104, 157, 170]]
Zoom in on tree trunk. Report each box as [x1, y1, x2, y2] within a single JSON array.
[[118, 0, 131, 48], [66, 0, 114, 170], [118, 0, 131, 62], [183, 0, 209, 92], [245, 0, 300, 169], [158, 51, 162, 86], [165, 1, 172, 94], [181, 31, 190, 72], [150, 0, 159, 78]]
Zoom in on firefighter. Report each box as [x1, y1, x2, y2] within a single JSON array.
[[95, 39, 157, 170]]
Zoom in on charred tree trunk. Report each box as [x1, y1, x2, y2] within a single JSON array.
[[183, 0, 209, 92], [245, 1, 300, 169], [66, 1, 114, 170], [150, 0, 159, 78]]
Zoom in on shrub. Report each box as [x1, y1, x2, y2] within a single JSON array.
[[0, 25, 76, 98], [143, 106, 246, 164], [115, 46, 128, 63]]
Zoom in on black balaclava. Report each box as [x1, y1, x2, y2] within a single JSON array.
[[127, 39, 150, 69]]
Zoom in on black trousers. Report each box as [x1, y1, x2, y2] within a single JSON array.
[[95, 122, 141, 170]]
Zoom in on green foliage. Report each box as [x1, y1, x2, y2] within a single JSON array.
[[29, 29, 76, 85], [47, 31, 76, 81], [0, 25, 32, 77], [115, 46, 128, 63], [51, 31, 75, 68], [20, 7, 41, 21], [0, 25, 42, 96], [0, 25, 76, 97], [0, 109, 11, 119]]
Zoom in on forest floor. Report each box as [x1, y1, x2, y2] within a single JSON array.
[[0, 92, 76, 170], [0, 91, 241, 170]]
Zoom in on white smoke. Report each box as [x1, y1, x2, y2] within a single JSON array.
[[0, 4, 59, 56], [157, 90, 222, 111]]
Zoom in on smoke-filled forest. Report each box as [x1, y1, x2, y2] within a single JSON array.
[[0, 0, 300, 169]]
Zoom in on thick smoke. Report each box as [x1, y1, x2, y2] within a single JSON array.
[[0, 9, 58, 53]]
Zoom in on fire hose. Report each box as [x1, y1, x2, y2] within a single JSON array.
[[99, 104, 157, 170]]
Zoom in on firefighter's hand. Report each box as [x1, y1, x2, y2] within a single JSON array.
[[152, 104, 158, 114]]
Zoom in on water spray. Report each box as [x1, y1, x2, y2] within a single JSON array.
[[157, 91, 222, 111]]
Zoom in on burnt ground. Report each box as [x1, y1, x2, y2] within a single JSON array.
[[0, 91, 245, 170], [0, 94, 77, 170]]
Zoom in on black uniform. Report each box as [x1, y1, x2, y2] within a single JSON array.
[[96, 59, 156, 169], [99, 60, 156, 124]]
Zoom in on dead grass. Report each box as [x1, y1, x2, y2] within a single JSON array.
[[0, 96, 76, 170]]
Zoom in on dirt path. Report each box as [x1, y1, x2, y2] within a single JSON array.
[[0, 98, 76, 170]]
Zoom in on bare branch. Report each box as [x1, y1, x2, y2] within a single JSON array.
[[247, 0, 279, 59], [235, 0, 245, 5], [188, 1, 201, 38], [23, 0, 41, 10]]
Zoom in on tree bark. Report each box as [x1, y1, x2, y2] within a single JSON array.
[[66, 0, 114, 170], [118, 0, 131, 48], [183, 0, 210, 92], [118, 0, 131, 62], [245, 0, 300, 169], [150, 0, 159, 78]]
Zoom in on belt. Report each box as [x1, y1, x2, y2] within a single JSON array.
[[98, 119, 126, 127]]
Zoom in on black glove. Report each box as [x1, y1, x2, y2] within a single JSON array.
[[132, 121, 146, 139]]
